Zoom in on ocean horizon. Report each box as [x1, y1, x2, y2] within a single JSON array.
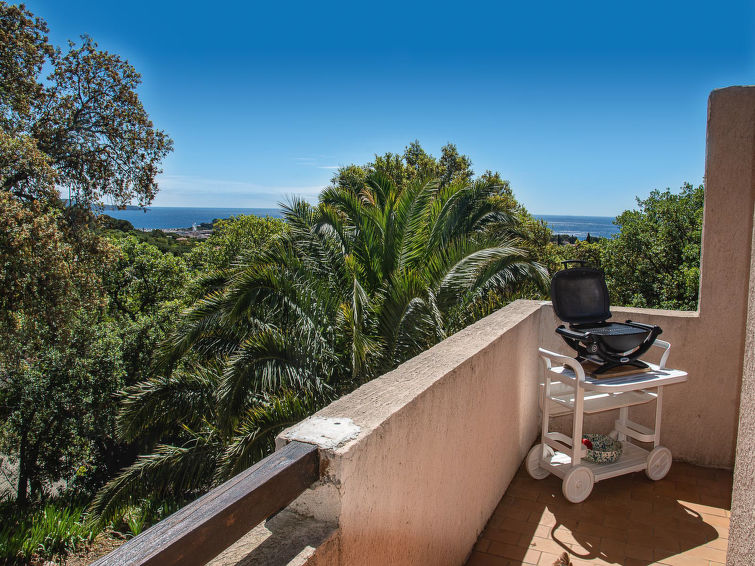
[[101, 206, 619, 239]]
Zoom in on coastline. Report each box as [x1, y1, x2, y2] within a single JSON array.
[[102, 207, 619, 239]]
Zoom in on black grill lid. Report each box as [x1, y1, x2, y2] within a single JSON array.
[[550, 264, 611, 324]]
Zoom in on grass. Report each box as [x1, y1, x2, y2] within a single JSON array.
[[0, 494, 185, 564], [0, 503, 98, 564]]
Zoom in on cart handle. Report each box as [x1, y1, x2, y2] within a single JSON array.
[[650, 339, 671, 369], [537, 348, 586, 382]]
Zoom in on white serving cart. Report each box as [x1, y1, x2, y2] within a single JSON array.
[[527, 340, 687, 503]]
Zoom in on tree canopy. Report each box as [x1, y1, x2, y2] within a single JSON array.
[[0, 2, 173, 510], [0, 2, 172, 207], [330, 140, 474, 194], [89, 152, 548, 524], [601, 183, 704, 310]]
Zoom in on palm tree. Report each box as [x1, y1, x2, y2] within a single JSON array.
[[90, 173, 547, 524]]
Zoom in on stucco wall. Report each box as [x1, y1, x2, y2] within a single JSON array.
[[727, 198, 755, 564], [278, 299, 544, 566], [721, 87, 755, 565]]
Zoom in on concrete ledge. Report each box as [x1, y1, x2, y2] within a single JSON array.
[[206, 509, 337, 566]]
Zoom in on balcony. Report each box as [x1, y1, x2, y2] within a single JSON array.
[[467, 461, 732, 565], [93, 87, 755, 566]]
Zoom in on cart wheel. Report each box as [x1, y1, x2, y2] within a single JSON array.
[[646, 446, 672, 481], [526, 444, 554, 480], [562, 465, 594, 503]]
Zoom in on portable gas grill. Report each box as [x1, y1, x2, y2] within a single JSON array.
[[550, 260, 662, 374], [526, 261, 688, 503]]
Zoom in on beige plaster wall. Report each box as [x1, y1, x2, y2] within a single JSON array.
[[280, 300, 544, 566], [727, 201, 755, 564], [723, 88, 755, 565]]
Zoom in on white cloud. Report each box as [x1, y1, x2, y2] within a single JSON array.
[[151, 174, 321, 207]]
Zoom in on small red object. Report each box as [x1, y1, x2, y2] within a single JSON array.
[[582, 437, 593, 450]]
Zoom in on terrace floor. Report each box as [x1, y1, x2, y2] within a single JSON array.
[[466, 460, 732, 566]]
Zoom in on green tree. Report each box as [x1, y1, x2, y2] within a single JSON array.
[[0, 316, 126, 504], [105, 235, 189, 321], [90, 171, 547, 523], [187, 214, 286, 272], [0, 2, 173, 509], [0, 2, 172, 207], [601, 183, 704, 310], [330, 140, 473, 194], [103, 235, 190, 391], [0, 191, 114, 504]]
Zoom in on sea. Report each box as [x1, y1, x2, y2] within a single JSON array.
[[101, 207, 619, 240], [536, 215, 618, 239]]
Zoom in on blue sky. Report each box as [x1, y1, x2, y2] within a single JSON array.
[[26, 0, 754, 215]]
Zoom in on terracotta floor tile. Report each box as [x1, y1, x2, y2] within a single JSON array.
[[483, 528, 523, 545], [667, 544, 728, 563], [487, 541, 541, 564], [466, 461, 732, 566], [624, 543, 655, 561], [467, 551, 512, 566], [700, 513, 729, 528], [653, 554, 709, 566], [531, 510, 558, 528], [703, 537, 728, 551], [523, 535, 570, 556], [475, 539, 492, 553], [597, 536, 626, 555], [536, 551, 562, 566]]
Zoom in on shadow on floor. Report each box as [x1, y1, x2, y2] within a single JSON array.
[[468, 461, 731, 565]]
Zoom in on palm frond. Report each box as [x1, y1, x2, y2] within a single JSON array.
[[219, 327, 329, 422], [116, 365, 220, 443], [214, 391, 322, 482], [88, 437, 220, 527], [434, 243, 543, 312], [396, 178, 438, 271]]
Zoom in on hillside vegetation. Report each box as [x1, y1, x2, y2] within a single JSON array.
[[0, 3, 704, 563]]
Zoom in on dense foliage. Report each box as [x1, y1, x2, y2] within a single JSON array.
[[527, 184, 704, 311], [0, 191, 113, 506], [0, 3, 172, 206], [0, 3, 178, 562], [601, 183, 704, 310], [185, 214, 286, 271], [0, 6, 707, 563], [89, 151, 549, 524]]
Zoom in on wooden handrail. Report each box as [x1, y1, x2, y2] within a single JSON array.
[[91, 441, 319, 566]]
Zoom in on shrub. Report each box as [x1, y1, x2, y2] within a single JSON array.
[[0, 503, 99, 564]]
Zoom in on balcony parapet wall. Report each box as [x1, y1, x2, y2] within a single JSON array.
[[277, 299, 544, 566]]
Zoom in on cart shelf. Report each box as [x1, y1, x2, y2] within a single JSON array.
[[528, 343, 688, 503], [544, 441, 649, 481], [546, 387, 657, 415], [548, 362, 688, 392]]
